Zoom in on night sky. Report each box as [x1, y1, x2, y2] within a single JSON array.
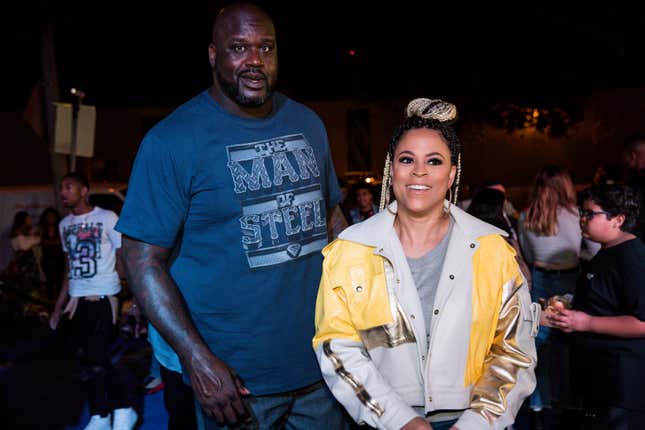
[[5, 1, 645, 112]]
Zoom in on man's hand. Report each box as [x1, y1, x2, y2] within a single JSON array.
[[401, 417, 433, 430], [121, 237, 253, 425], [185, 351, 251, 427], [128, 302, 143, 338], [50, 297, 75, 330], [550, 309, 592, 333], [49, 306, 62, 330]]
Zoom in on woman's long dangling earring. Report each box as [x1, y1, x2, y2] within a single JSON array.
[[453, 153, 462, 205], [444, 153, 461, 215], [444, 188, 453, 215], [379, 153, 392, 211]]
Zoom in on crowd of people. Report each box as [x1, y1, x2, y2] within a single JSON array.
[[2, 2, 645, 430]]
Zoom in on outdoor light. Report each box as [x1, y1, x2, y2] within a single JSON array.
[[70, 88, 86, 98]]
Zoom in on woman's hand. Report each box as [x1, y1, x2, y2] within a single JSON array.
[[550, 309, 592, 333]]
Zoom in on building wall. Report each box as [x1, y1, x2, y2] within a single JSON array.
[[4, 88, 645, 195]]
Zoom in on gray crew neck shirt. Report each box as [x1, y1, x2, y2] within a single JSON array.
[[406, 218, 454, 343]]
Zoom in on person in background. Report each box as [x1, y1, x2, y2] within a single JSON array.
[[458, 182, 519, 231], [7, 211, 43, 295], [39, 207, 64, 300], [348, 182, 379, 224], [49, 172, 137, 430], [550, 184, 645, 429], [328, 177, 350, 239], [10, 211, 40, 252], [486, 182, 520, 221], [518, 165, 582, 429], [623, 133, 645, 239], [467, 187, 531, 289]]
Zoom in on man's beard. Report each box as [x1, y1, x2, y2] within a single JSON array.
[[215, 66, 274, 108]]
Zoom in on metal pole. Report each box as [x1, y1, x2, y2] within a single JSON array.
[[41, 19, 65, 212], [69, 88, 85, 172]]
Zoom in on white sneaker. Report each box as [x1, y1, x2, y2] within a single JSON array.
[[84, 414, 112, 430], [113, 407, 138, 430]]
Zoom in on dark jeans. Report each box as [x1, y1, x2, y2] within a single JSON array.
[[196, 381, 350, 430], [429, 418, 458, 430], [69, 297, 128, 416], [160, 365, 197, 430], [530, 268, 578, 410]]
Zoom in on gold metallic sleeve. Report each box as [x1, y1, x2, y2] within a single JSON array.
[[469, 281, 533, 423], [322, 340, 385, 417]]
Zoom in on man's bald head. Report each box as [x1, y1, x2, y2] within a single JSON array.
[[212, 2, 274, 44], [208, 1, 278, 116]]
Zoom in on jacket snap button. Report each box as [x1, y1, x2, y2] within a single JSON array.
[[356, 286, 363, 292], [421, 355, 425, 360], [428, 396, 432, 402], [449, 274, 455, 280], [410, 314, 415, 319], [470, 243, 476, 248], [434, 309, 439, 315]]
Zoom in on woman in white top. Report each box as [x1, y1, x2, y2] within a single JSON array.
[[8, 211, 42, 294], [518, 165, 581, 425], [10, 211, 40, 251]]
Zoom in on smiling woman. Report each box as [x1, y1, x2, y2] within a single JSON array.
[[314, 98, 538, 430]]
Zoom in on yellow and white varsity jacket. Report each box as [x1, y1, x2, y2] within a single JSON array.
[[313, 202, 539, 430]]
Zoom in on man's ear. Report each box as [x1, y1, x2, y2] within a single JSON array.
[[208, 43, 216, 68], [613, 213, 626, 230]]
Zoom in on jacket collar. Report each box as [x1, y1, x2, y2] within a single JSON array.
[[338, 200, 507, 249]]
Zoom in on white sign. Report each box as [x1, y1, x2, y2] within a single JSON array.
[[53, 102, 96, 157]]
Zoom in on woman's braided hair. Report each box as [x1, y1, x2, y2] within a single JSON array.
[[379, 98, 462, 210]]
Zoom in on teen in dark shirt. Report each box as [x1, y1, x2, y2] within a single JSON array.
[[550, 184, 645, 429]]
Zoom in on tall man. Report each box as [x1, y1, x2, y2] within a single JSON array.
[[116, 3, 347, 429], [50, 172, 137, 430]]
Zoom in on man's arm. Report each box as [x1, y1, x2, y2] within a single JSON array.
[[121, 236, 250, 426], [115, 248, 126, 281], [49, 254, 70, 330]]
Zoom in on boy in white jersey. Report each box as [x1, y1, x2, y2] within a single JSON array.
[[50, 172, 137, 430]]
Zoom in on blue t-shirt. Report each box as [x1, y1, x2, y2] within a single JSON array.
[[116, 91, 341, 395], [148, 323, 182, 373]]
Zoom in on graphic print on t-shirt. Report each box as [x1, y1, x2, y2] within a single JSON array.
[[227, 134, 327, 268], [62, 222, 103, 279]]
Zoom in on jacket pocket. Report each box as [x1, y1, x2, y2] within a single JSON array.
[[342, 265, 392, 331]]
